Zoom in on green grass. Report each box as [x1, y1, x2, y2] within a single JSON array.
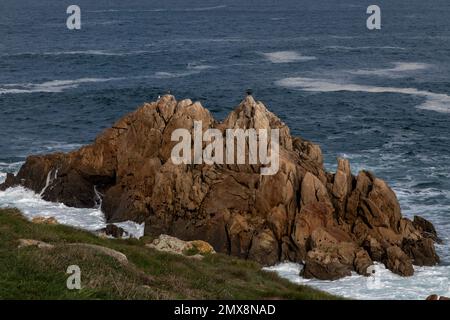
[[0, 208, 340, 300]]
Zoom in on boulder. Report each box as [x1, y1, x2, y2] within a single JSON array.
[[18, 239, 54, 249], [1, 94, 440, 280], [248, 229, 279, 266], [31, 216, 58, 225], [402, 238, 440, 266], [146, 234, 215, 257], [301, 241, 369, 280], [301, 248, 352, 280], [383, 246, 414, 277], [190, 240, 216, 255], [146, 234, 193, 255], [413, 216, 442, 243]]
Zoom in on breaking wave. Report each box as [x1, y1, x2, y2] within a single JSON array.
[[349, 62, 430, 77], [276, 77, 450, 113], [0, 186, 144, 238], [262, 51, 316, 63], [182, 5, 227, 12], [264, 262, 450, 300], [0, 77, 123, 95], [187, 62, 215, 71], [88, 6, 226, 13], [1, 50, 155, 58], [326, 46, 405, 51]]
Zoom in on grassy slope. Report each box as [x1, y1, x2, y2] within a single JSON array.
[[0, 208, 339, 300]]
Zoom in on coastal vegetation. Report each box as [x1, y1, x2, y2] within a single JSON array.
[[0, 208, 337, 300]]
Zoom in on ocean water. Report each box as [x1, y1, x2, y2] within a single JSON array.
[[0, 0, 449, 299]]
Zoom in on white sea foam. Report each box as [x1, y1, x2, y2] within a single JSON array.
[[0, 186, 105, 231], [114, 221, 145, 239], [0, 161, 24, 184], [262, 51, 316, 63], [349, 62, 430, 77], [0, 77, 123, 95], [326, 46, 405, 51], [187, 62, 215, 71], [0, 161, 25, 170], [264, 262, 450, 300], [276, 77, 450, 113], [0, 186, 144, 238], [0, 162, 142, 237], [42, 50, 123, 56], [40, 50, 155, 56], [0, 66, 209, 95], [0, 50, 143, 58], [88, 6, 226, 13], [41, 142, 83, 152], [154, 71, 198, 79], [182, 5, 227, 12]]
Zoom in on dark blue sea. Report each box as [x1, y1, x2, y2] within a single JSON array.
[[1, 0, 449, 299]]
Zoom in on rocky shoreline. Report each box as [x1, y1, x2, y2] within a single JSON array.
[[0, 94, 440, 280]]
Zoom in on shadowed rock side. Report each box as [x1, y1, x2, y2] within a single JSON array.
[[1, 95, 440, 280]]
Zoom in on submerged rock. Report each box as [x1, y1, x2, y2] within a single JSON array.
[[0, 94, 440, 279]]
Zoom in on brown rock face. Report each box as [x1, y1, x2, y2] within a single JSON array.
[[383, 246, 414, 277], [0, 95, 440, 279], [301, 248, 352, 280], [413, 215, 442, 243], [402, 238, 440, 266]]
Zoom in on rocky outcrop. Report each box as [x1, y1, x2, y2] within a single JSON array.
[[0, 94, 440, 279]]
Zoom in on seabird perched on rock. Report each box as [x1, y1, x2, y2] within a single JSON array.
[[246, 89, 253, 96]]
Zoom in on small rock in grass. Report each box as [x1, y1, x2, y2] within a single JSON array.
[[18, 239, 54, 249], [31, 216, 58, 225]]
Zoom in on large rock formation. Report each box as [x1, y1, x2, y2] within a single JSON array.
[[1, 95, 440, 279]]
